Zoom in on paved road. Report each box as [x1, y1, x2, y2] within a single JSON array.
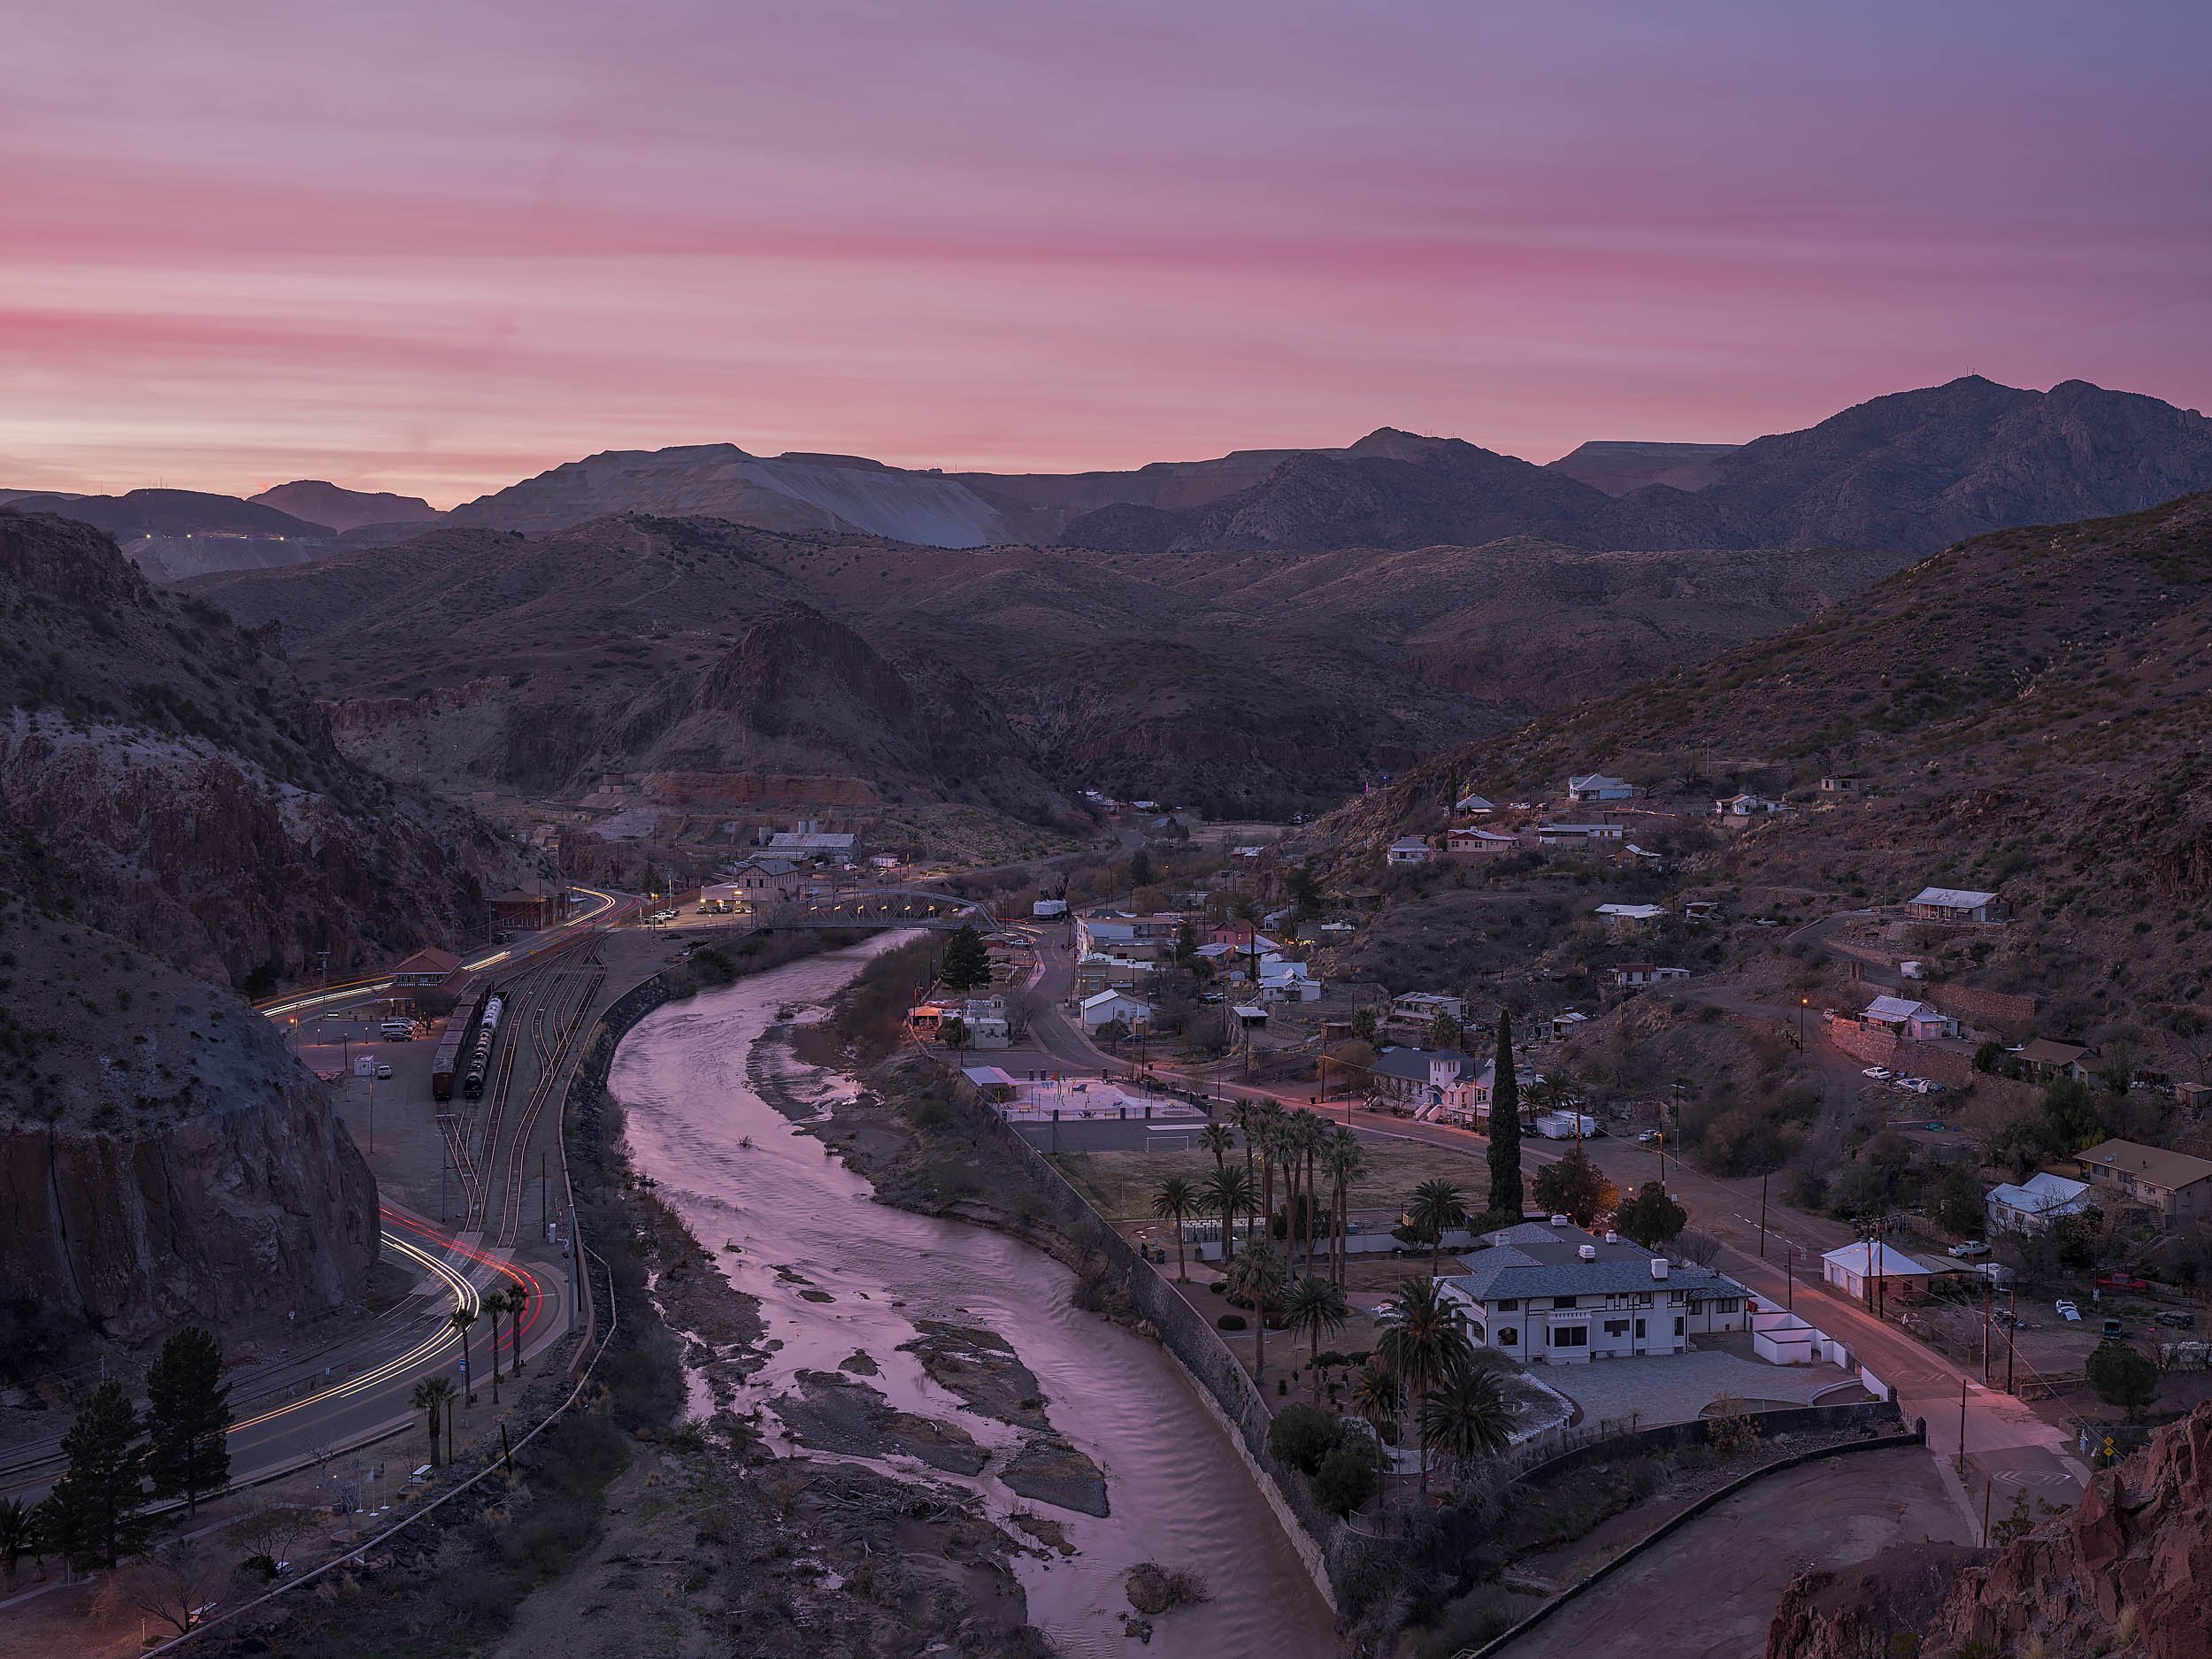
[[1506, 1448, 1968, 1659]]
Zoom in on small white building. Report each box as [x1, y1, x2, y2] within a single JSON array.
[[1985, 1171, 2093, 1234], [1611, 963, 1690, 988], [1594, 902, 1667, 933], [1567, 772, 1638, 803], [1079, 989, 1149, 1031], [1386, 837, 1434, 866], [1715, 792, 1782, 821], [1906, 887, 1999, 924], [1820, 1241, 1938, 1301], [1539, 821, 1626, 849], [1455, 792, 1496, 816], [1439, 1220, 1749, 1364]]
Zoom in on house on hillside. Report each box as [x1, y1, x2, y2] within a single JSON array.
[[1567, 772, 1638, 803], [1448, 826, 1520, 859], [1455, 792, 1496, 816], [1539, 821, 1625, 849], [1539, 1010, 1589, 1042], [1439, 1219, 1749, 1364], [1820, 775, 1862, 794], [1714, 792, 1783, 823], [1594, 902, 1667, 934], [1386, 836, 1434, 866], [1985, 1171, 2093, 1234], [2074, 1140, 2212, 1229], [1859, 995, 1959, 1041], [1391, 991, 1470, 1030], [2017, 1038, 2096, 1084], [1611, 964, 1690, 989], [1907, 886, 2001, 923]]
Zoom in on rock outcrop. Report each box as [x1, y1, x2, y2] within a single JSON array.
[[0, 905, 377, 1341], [1766, 1402, 2212, 1659], [0, 511, 525, 986]]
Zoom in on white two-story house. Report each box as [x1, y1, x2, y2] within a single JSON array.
[[1438, 1220, 1750, 1363]]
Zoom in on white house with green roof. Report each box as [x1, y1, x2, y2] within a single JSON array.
[[1437, 1219, 1749, 1363]]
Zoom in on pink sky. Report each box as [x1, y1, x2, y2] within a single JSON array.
[[4, 1, 2208, 505]]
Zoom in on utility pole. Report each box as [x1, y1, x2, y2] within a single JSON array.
[[2006, 1286, 2017, 1394], [566, 1203, 580, 1336], [1955, 1378, 1969, 1477], [1982, 1277, 1992, 1382], [1785, 1245, 1797, 1311], [1758, 1173, 1769, 1260]]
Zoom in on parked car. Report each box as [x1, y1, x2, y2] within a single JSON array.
[[1948, 1240, 1991, 1259], [374, 1062, 393, 1079], [2095, 1273, 2152, 1294], [2055, 1299, 2081, 1321], [2101, 1317, 2124, 1340], [1861, 1065, 1893, 1080], [2154, 1310, 2197, 1330], [1900, 1077, 1946, 1094]]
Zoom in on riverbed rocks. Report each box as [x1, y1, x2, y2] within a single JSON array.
[[780, 1370, 991, 1476], [902, 1322, 1051, 1430], [1002, 1433, 1110, 1517]]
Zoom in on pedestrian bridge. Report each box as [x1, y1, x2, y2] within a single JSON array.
[[754, 888, 1003, 933]]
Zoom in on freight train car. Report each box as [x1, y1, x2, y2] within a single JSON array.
[[461, 992, 507, 1101], [430, 975, 490, 1102]]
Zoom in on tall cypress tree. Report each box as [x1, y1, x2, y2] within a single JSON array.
[[145, 1326, 233, 1517], [50, 1382, 150, 1569], [941, 926, 991, 992], [1487, 1012, 1524, 1222]]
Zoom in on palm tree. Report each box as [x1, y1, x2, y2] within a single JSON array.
[[1407, 1179, 1469, 1280], [1285, 1276, 1349, 1400], [1348, 1359, 1401, 1508], [1376, 1277, 1473, 1500], [501, 1286, 529, 1376], [1325, 1131, 1368, 1286], [449, 1305, 479, 1403], [411, 1376, 457, 1468], [1204, 1164, 1256, 1265], [1151, 1175, 1197, 1281], [1229, 1100, 1259, 1187], [1420, 1360, 1514, 1479], [1225, 1243, 1288, 1384], [484, 1292, 504, 1402], [1200, 1121, 1234, 1172]]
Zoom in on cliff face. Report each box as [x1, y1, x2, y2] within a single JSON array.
[[0, 906, 377, 1341], [1766, 1402, 2212, 1659], [0, 511, 525, 986]]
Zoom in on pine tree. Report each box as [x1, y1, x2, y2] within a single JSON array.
[[940, 925, 991, 992], [1487, 1013, 1524, 1221], [49, 1382, 150, 1569], [145, 1326, 233, 1517]]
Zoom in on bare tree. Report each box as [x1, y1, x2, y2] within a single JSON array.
[[100, 1537, 223, 1637], [1676, 1229, 1724, 1267], [230, 1502, 316, 1579]]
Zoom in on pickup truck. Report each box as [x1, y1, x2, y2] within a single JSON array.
[[2094, 1273, 2152, 1294]]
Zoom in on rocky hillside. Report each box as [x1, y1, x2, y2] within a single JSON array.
[[1547, 440, 1740, 495], [1313, 488, 2212, 1052], [0, 902, 378, 1342], [1766, 1401, 2212, 1659], [0, 511, 524, 987], [187, 514, 1899, 814]]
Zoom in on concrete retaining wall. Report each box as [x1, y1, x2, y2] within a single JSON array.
[[944, 1069, 1346, 1610]]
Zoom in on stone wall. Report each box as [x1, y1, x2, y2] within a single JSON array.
[[1824, 1019, 1979, 1088], [1926, 981, 2041, 1036]]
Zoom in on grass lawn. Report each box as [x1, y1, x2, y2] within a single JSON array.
[[1049, 1136, 1494, 1224]]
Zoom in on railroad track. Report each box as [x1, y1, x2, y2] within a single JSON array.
[[460, 934, 589, 1234], [494, 936, 606, 1250]]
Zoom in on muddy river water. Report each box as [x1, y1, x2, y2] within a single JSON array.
[[611, 941, 1336, 1658]]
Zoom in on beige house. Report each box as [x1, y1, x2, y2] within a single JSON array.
[[2074, 1140, 2212, 1229]]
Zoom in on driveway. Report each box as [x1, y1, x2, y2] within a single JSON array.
[[1504, 1447, 1968, 1659]]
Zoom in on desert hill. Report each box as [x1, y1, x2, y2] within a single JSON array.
[[1317, 488, 2212, 1043], [186, 515, 1905, 815], [1548, 440, 1739, 495], [0, 487, 342, 581], [1059, 379, 2212, 557], [250, 479, 439, 534], [0, 511, 525, 987]]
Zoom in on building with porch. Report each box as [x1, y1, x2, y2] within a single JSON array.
[[1438, 1219, 1748, 1364]]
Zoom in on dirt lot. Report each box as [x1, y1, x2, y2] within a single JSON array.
[[1506, 1446, 1968, 1659]]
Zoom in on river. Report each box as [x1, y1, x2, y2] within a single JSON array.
[[610, 940, 1337, 1658]]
